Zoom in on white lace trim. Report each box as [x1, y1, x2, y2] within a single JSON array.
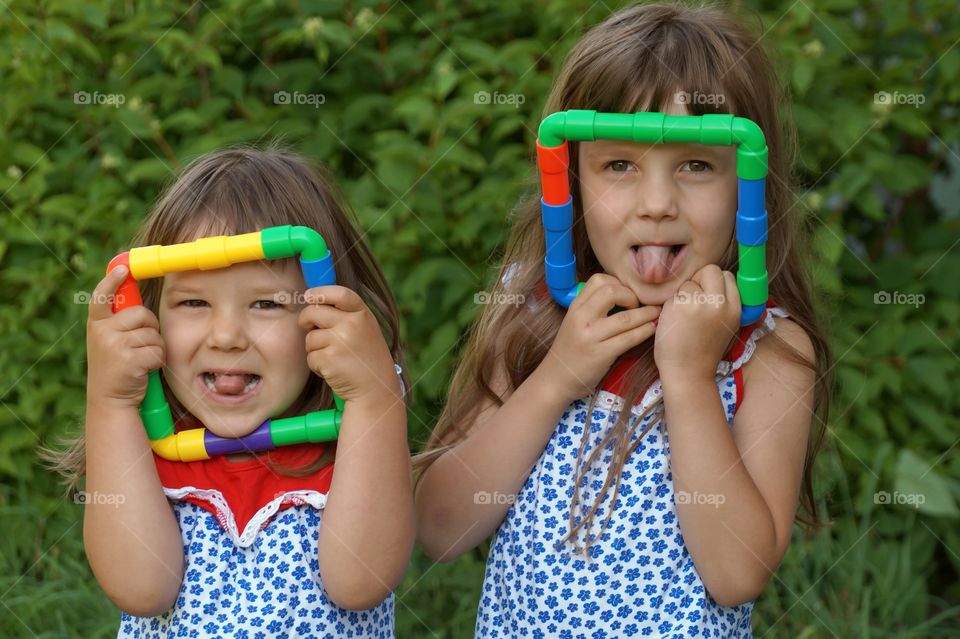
[[593, 306, 789, 415], [717, 306, 789, 376], [163, 486, 327, 548]]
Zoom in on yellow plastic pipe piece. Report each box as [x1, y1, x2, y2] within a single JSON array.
[[150, 428, 211, 462], [129, 232, 265, 279]]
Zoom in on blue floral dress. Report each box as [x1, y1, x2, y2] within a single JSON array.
[[116, 444, 395, 639], [475, 306, 789, 639]]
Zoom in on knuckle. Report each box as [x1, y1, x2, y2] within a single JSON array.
[[586, 273, 607, 288]]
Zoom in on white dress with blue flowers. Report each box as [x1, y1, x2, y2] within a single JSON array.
[[116, 462, 395, 639], [475, 306, 789, 639]]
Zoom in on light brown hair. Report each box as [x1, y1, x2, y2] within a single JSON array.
[[414, 1, 833, 552], [44, 144, 409, 496]]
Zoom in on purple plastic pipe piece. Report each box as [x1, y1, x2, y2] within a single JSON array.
[[203, 419, 275, 457]]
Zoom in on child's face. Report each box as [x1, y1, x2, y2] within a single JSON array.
[[158, 260, 312, 439], [577, 106, 738, 306]]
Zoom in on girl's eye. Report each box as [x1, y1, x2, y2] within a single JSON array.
[[606, 160, 635, 173], [683, 160, 712, 173], [179, 299, 207, 308], [253, 300, 283, 310]]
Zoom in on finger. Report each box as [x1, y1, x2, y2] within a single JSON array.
[[122, 344, 166, 377], [304, 285, 364, 312], [124, 327, 165, 350], [674, 280, 701, 303], [607, 317, 659, 354], [582, 281, 640, 317], [111, 306, 161, 333], [138, 344, 166, 371], [690, 264, 724, 294], [723, 270, 739, 305], [572, 273, 621, 307], [593, 305, 661, 342], [88, 265, 130, 321], [307, 351, 332, 379], [305, 328, 333, 352], [298, 303, 344, 332]]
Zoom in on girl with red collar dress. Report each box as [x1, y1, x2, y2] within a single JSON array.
[[73, 147, 413, 638]]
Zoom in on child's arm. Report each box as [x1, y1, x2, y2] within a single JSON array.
[[657, 266, 815, 607], [300, 286, 415, 610], [83, 266, 184, 616], [415, 275, 661, 562], [84, 402, 186, 616], [318, 394, 410, 609]]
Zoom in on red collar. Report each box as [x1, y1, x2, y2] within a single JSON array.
[[154, 439, 334, 533]]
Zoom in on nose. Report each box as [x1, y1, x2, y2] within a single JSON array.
[[205, 306, 249, 351], [633, 166, 678, 221]]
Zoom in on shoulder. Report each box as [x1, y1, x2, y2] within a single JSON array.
[[739, 314, 817, 423], [744, 315, 815, 379]]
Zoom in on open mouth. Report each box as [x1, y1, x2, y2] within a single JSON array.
[[198, 371, 262, 402], [631, 243, 686, 284]]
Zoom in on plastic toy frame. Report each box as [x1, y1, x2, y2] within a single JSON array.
[[535, 110, 769, 326], [107, 225, 343, 462]]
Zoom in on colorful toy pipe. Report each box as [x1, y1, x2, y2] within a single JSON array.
[[535, 110, 769, 325], [107, 225, 343, 462]]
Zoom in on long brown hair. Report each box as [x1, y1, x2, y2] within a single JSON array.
[[414, 1, 833, 552], [44, 144, 409, 495]]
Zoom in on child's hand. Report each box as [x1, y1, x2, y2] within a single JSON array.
[[543, 274, 661, 404], [299, 286, 400, 405], [654, 264, 741, 382], [86, 265, 166, 409]]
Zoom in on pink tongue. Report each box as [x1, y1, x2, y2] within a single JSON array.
[[212, 374, 250, 395], [634, 246, 675, 284]]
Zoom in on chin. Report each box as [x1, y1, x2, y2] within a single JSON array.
[[198, 414, 266, 439], [623, 278, 681, 307]]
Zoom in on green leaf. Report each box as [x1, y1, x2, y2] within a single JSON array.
[[894, 450, 959, 518], [126, 158, 174, 184], [792, 59, 815, 94]]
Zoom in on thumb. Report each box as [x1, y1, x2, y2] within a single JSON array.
[[87, 264, 129, 321]]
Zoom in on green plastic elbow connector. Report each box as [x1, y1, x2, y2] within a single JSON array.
[[261, 225, 329, 262]]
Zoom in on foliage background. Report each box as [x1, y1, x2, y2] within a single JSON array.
[[1, 0, 958, 636]]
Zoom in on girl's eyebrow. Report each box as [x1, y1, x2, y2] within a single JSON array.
[[164, 285, 201, 295]]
